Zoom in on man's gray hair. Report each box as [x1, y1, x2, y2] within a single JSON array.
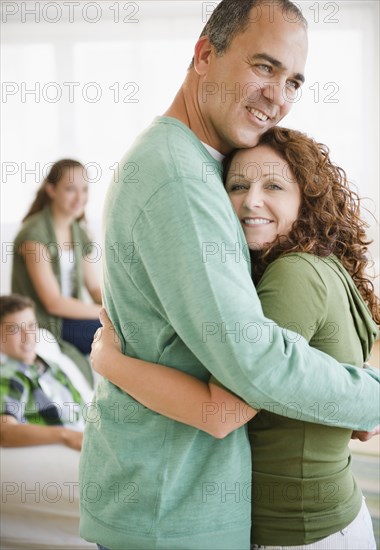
[[190, 0, 307, 67]]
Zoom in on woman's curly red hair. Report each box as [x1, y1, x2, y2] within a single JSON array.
[[224, 126, 380, 325]]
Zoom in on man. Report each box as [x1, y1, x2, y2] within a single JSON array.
[[80, 1, 380, 549], [0, 294, 84, 450]]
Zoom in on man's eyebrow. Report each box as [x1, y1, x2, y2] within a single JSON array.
[[249, 53, 305, 84]]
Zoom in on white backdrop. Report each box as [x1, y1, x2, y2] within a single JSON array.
[[1, 0, 379, 292]]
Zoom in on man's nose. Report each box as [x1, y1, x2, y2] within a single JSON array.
[[262, 81, 285, 107], [21, 326, 36, 344]]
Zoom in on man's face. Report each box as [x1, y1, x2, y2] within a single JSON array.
[[197, 6, 308, 153], [0, 308, 37, 365]]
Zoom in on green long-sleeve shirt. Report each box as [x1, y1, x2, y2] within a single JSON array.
[[248, 253, 379, 545], [79, 117, 379, 550]]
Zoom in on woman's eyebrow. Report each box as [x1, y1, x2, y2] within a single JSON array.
[[227, 172, 248, 180]]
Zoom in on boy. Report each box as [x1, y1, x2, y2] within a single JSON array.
[[0, 294, 84, 450]]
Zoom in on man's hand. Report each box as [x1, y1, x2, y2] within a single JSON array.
[[351, 425, 380, 442], [91, 308, 122, 376]]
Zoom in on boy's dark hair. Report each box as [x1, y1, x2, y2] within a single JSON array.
[[0, 294, 35, 323]]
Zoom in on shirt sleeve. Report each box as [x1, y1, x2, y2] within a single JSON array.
[[129, 176, 379, 430], [0, 374, 26, 422], [209, 256, 327, 391]]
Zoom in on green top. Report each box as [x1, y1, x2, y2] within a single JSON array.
[[0, 355, 85, 428], [12, 205, 94, 386], [247, 252, 379, 545], [79, 117, 380, 550]]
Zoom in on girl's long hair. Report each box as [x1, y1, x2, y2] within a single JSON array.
[[23, 159, 85, 222], [223, 127, 380, 325]]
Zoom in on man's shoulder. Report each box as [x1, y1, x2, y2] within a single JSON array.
[[139, 116, 203, 150], [0, 357, 28, 384], [104, 116, 224, 229], [124, 116, 220, 182], [0, 355, 54, 379]]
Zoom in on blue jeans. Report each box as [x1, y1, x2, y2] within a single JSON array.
[[97, 545, 109, 550], [62, 318, 101, 355]]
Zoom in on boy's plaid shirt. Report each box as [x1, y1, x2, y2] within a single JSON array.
[[0, 356, 85, 427]]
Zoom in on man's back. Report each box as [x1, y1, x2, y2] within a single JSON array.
[[79, 117, 252, 549]]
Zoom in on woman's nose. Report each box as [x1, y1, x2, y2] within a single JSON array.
[[243, 188, 264, 209]]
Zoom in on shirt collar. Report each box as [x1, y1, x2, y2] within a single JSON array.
[[201, 142, 225, 163]]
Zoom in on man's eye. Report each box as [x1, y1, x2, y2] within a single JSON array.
[[286, 80, 300, 91], [257, 64, 272, 73]]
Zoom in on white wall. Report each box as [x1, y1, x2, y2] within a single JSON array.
[[1, 0, 379, 292]]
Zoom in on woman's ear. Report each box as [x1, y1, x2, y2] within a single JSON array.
[[45, 182, 55, 200], [193, 35, 214, 76]]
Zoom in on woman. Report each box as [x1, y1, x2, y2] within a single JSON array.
[[91, 128, 379, 548], [12, 159, 101, 387]]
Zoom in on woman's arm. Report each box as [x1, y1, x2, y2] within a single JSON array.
[[0, 414, 82, 450], [83, 257, 102, 304], [91, 310, 257, 438], [20, 241, 101, 319]]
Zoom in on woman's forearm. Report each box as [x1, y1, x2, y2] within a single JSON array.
[[47, 296, 101, 319], [97, 350, 257, 438]]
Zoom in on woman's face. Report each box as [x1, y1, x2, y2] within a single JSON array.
[[225, 145, 301, 250], [47, 166, 89, 219]]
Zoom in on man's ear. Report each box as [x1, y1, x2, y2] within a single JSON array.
[[193, 36, 214, 76]]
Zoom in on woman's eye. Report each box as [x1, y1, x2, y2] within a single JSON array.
[[228, 184, 248, 192], [267, 183, 282, 190]]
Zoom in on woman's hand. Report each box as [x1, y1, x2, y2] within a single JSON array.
[[351, 424, 380, 442], [90, 308, 121, 376], [88, 310, 255, 437]]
